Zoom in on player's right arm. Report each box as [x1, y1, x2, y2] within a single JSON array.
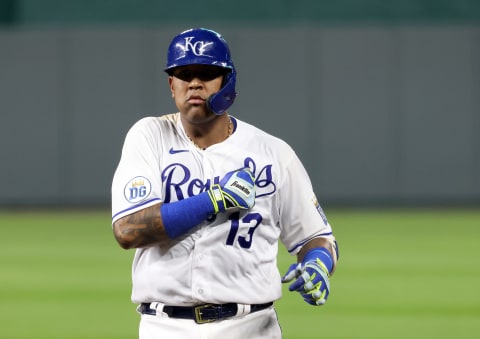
[[113, 167, 256, 249], [113, 203, 167, 249]]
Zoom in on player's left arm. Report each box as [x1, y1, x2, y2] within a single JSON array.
[[282, 236, 339, 306], [298, 237, 338, 275], [278, 148, 338, 305]]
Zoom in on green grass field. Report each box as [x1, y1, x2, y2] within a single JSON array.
[[1, 208, 479, 338]]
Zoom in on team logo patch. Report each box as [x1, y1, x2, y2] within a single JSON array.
[[124, 176, 152, 203], [313, 196, 328, 225]]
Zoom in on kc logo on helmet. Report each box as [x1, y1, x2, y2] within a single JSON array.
[[182, 37, 214, 57]]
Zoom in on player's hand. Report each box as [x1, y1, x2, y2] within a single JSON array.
[[281, 258, 331, 306], [208, 167, 255, 213]]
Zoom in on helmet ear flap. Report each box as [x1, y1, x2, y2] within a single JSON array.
[[207, 69, 237, 115]]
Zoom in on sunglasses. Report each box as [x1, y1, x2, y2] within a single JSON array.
[[171, 67, 228, 82]]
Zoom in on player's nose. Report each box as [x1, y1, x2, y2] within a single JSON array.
[[188, 78, 204, 90]]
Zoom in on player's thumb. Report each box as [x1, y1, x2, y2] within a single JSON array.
[[281, 263, 302, 283]]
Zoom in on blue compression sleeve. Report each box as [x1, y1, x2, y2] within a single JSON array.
[[161, 192, 215, 239], [303, 247, 334, 274]]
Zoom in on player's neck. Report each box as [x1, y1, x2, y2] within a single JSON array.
[[183, 114, 233, 150]]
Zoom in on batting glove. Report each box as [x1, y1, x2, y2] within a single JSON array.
[[281, 248, 333, 306], [208, 167, 255, 213]]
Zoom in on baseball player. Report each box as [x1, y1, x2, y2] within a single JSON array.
[[111, 28, 339, 339]]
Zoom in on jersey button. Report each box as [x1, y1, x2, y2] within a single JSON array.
[[198, 288, 204, 295]]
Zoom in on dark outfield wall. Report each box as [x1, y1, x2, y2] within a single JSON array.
[[2, 0, 480, 25], [0, 1, 479, 206]]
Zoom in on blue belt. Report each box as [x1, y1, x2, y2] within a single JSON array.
[[139, 302, 273, 324]]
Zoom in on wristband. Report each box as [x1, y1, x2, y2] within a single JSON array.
[[161, 192, 215, 239], [303, 247, 334, 274]]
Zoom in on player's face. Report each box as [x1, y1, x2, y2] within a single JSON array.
[[169, 65, 226, 120]]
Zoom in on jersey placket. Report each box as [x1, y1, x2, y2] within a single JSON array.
[[190, 150, 216, 301]]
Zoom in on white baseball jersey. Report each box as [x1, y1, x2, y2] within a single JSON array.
[[111, 113, 334, 306]]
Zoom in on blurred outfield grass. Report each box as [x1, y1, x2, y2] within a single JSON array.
[[0, 208, 479, 339]]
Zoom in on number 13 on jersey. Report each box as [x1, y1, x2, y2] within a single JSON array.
[[226, 212, 262, 249]]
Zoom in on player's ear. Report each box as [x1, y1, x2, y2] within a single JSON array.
[[168, 76, 175, 98]]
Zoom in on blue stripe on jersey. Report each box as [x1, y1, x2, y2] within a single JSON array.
[[288, 232, 333, 254], [112, 198, 161, 221]]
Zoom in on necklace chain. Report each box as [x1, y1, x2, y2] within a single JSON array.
[[187, 116, 233, 150]]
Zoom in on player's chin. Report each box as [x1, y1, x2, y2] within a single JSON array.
[[186, 106, 216, 121], [190, 104, 215, 118]]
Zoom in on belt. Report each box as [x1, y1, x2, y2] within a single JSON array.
[[138, 302, 273, 324]]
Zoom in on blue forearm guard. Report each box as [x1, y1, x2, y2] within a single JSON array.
[[160, 192, 215, 239]]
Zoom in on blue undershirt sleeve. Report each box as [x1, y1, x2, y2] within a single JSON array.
[[160, 192, 215, 239]]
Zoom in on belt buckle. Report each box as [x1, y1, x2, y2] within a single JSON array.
[[194, 304, 216, 324]]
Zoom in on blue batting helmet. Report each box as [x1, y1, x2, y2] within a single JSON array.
[[165, 28, 235, 72], [165, 28, 237, 115]]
